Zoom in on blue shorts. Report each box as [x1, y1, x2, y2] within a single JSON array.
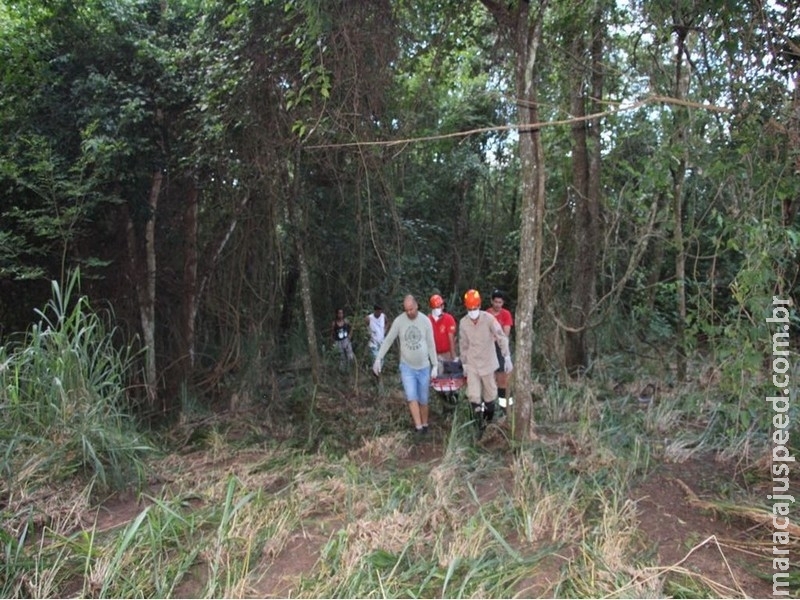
[[399, 363, 431, 405]]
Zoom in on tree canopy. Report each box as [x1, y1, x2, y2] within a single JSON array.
[[1, 0, 797, 427]]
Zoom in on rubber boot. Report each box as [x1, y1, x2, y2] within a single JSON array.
[[484, 400, 496, 423], [471, 402, 486, 437]]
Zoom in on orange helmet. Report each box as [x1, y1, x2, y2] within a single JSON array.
[[429, 294, 444, 309], [464, 289, 481, 310]]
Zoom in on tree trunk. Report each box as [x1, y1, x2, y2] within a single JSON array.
[[144, 170, 160, 407], [481, 0, 549, 442], [564, 35, 590, 375], [182, 179, 199, 375], [644, 193, 667, 314], [563, 7, 602, 377], [451, 180, 469, 295], [290, 148, 321, 384], [673, 164, 687, 382], [671, 17, 692, 383], [126, 169, 162, 409], [585, 7, 602, 356], [279, 266, 300, 334]]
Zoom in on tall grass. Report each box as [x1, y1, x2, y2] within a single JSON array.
[[0, 323, 785, 598], [1, 270, 153, 508]]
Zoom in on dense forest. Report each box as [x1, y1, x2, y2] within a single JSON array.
[[1, 0, 798, 416], [1, 0, 799, 597]]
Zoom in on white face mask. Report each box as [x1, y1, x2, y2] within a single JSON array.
[[468, 309, 480, 320], [432, 308, 442, 318]]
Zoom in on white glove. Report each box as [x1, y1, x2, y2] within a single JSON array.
[[504, 356, 513, 373], [430, 366, 438, 379], [372, 358, 382, 376]]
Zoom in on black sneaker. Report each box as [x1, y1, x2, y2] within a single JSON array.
[[422, 425, 429, 434]]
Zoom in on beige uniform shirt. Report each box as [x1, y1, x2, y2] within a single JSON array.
[[458, 311, 510, 377]]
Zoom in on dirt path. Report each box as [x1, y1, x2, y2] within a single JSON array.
[[631, 459, 776, 598], [86, 407, 782, 598]]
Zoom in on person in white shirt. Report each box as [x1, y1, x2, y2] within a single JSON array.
[[366, 304, 387, 360]]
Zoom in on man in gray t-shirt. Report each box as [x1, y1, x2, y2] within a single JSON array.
[[373, 295, 438, 434]]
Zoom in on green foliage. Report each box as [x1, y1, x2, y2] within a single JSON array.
[[688, 133, 800, 438], [0, 134, 117, 282], [0, 0, 797, 434], [0, 1, 791, 593], [0, 270, 153, 498]]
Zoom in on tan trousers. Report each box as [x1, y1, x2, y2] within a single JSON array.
[[465, 367, 497, 404]]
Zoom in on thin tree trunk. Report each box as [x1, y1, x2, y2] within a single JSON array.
[[196, 193, 250, 307], [673, 164, 687, 381], [126, 169, 162, 409], [585, 6, 602, 354], [183, 180, 199, 373], [451, 181, 469, 295], [564, 34, 590, 375], [481, 0, 549, 441], [144, 170, 160, 407], [671, 17, 692, 382], [563, 7, 602, 377], [290, 148, 321, 383], [512, 0, 548, 442], [644, 193, 667, 313], [279, 266, 300, 333]]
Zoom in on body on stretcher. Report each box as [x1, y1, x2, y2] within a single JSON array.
[[431, 360, 466, 409]]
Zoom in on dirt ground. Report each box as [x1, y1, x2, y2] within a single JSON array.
[[631, 459, 777, 598], [251, 437, 779, 598], [89, 401, 784, 599]]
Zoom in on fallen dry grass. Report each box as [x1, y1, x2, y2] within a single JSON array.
[[4, 375, 793, 599]]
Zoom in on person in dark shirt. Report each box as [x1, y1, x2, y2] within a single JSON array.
[[331, 308, 355, 370]]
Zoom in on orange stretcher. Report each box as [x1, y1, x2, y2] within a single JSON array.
[[431, 360, 465, 411]]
